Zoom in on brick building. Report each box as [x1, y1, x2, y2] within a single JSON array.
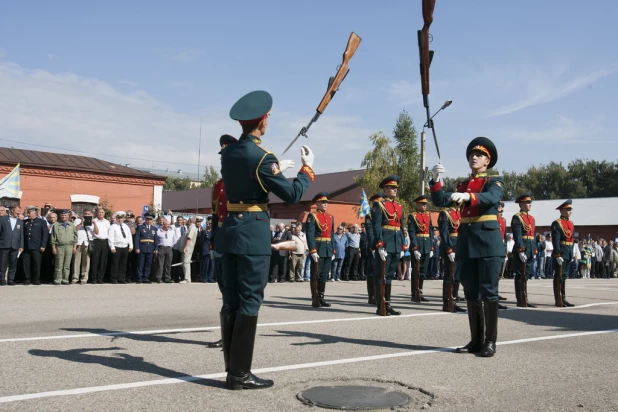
[[162, 169, 367, 225], [0, 148, 166, 215]]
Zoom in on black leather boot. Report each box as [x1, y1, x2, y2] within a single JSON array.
[[226, 314, 274, 390], [524, 281, 537, 308], [220, 311, 236, 372], [367, 275, 376, 304], [514, 279, 523, 307], [385, 284, 401, 315], [318, 282, 331, 307], [442, 282, 449, 312], [456, 300, 483, 353], [479, 301, 499, 357], [562, 283, 574, 307], [419, 278, 429, 302]]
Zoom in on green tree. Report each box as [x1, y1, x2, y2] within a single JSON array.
[[391, 110, 421, 208], [163, 176, 192, 191], [354, 131, 397, 198], [199, 165, 220, 189]]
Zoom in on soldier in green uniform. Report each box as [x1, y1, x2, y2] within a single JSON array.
[[437, 204, 466, 312], [364, 192, 383, 305], [217, 90, 315, 390], [408, 195, 434, 302], [511, 193, 537, 308], [371, 176, 405, 316], [430, 137, 505, 357], [552, 200, 575, 307], [305, 192, 335, 307]]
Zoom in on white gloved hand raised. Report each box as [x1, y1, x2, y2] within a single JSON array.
[[519, 252, 527, 263], [448, 252, 455, 262], [450, 192, 471, 204], [300, 145, 314, 168], [414, 250, 421, 260], [432, 163, 446, 181], [430, 251, 434, 258], [311, 252, 319, 263], [278, 160, 294, 172], [378, 247, 387, 262], [331, 255, 335, 261], [556, 257, 564, 266]]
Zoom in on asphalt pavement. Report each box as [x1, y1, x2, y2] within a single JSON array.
[[1, 277, 617, 411]]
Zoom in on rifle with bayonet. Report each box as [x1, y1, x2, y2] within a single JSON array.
[[282, 32, 362, 155]]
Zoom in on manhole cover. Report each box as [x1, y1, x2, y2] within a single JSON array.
[[297, 385, 411, 410]]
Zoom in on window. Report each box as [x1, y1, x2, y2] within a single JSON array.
[[71, 202, 97, 217]]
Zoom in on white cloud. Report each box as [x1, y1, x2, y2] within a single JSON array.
[[167, 80, 195, 89], [487, 64, 618, 117], [118, 79, 138, 87], [0, 61, 374, 179]]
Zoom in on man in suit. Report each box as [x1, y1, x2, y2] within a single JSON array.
[[0, 205, 24, 286], [431, 136, 504, 357], [22, 206, 49, 285], [135, 212, 158, 283], [200, 217, 215, 283], [271, 222, 292, 282]]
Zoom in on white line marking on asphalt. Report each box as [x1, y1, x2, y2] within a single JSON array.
[[1, 300, 617, 344], [0, 328, 616, 404]]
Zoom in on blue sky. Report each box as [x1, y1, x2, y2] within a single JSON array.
[[1, 0, 617, 180]]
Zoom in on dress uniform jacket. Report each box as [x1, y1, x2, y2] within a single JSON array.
[[408, 211, 433, 254], [135, 223, 159, 253], [216, 134, 313, 256], [552, 217, 574, 262], [306, 212, 335, 258], [210, 178, 226, 252], [371, 198, 404, 254], [438, 208, 459, 256], [24, 217, 49, 250], [512, 212, 537, 261], [430, 174, 505, 259], [0, 215, 24, 250], [498, 215, 507, 256]]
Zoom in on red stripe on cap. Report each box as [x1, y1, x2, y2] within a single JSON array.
[[471, 145, 491, 160]]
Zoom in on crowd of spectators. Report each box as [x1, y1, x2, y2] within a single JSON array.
[[0, 204, 216, 286]]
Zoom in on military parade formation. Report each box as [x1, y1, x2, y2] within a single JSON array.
[[209, 89, 580, 391]]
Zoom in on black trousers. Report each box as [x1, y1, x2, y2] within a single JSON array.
[[22, 249, 43, 284], [344, 247, 360, 279], [90, 239, 109, 283], [271, 254, 287, 282], [110, 247, 129, 283], [0, 248, 19, 284]]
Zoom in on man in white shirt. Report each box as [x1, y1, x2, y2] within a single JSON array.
[[155, 218, 177, 283], [72, 209, 95, 284], [180, 217, 198, 283], [108, 211, 133, 284], [289, 224, 307, 282], [90, 207, 111, 284]]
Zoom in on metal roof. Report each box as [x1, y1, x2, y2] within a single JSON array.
[[0, 147, 166, 180], [162, 169, 365, 211], [503, 197, 618, 227]]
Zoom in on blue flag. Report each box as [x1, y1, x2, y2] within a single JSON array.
[[359, 189, 370, 218], [0, 163, 20, 199]]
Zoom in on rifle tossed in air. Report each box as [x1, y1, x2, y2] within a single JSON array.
[[281, 32, 362, 155]]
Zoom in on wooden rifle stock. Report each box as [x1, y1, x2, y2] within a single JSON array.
[[271, 240, 297, 252], [377, 259, 387, 316], [447, 259, 455, 312], [414, 257, 422, 302], [311, 257, 320, 308]]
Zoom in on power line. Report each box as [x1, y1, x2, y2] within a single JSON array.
[[0, 138, 202, 168]]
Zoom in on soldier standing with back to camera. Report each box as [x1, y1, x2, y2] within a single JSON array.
[[372, 176, 404, 316], [511, 193, 537, 308], [216, 90, 314, 390], [306, 192, 335, 307], [430, 137, 505, 357], [408, 195, 434, 302]]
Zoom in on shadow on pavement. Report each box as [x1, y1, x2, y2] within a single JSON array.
[[498, 308, 618, 332], [263, 329, 448, 353], [28, 347, 226, 388], [61, 328, 214, 346]]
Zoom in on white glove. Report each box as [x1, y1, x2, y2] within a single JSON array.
[[372, 250, 375, 257], [556, 257, 564, 266], [448, 252, 455, 262], [430, 251, 434, 258], [311, 252, 319, 263], [519, 252, 527, 263], [450, 192, 471, 204], [331, 255, 335, 261], [279, 160, 294, 172], [301, 145, 314, 168], [400, 251, 404, 259], [378, 247, 387, 262], [414, 250, 421, 260], [210, 250, 214, 259], [432, 163, 445, 181]]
